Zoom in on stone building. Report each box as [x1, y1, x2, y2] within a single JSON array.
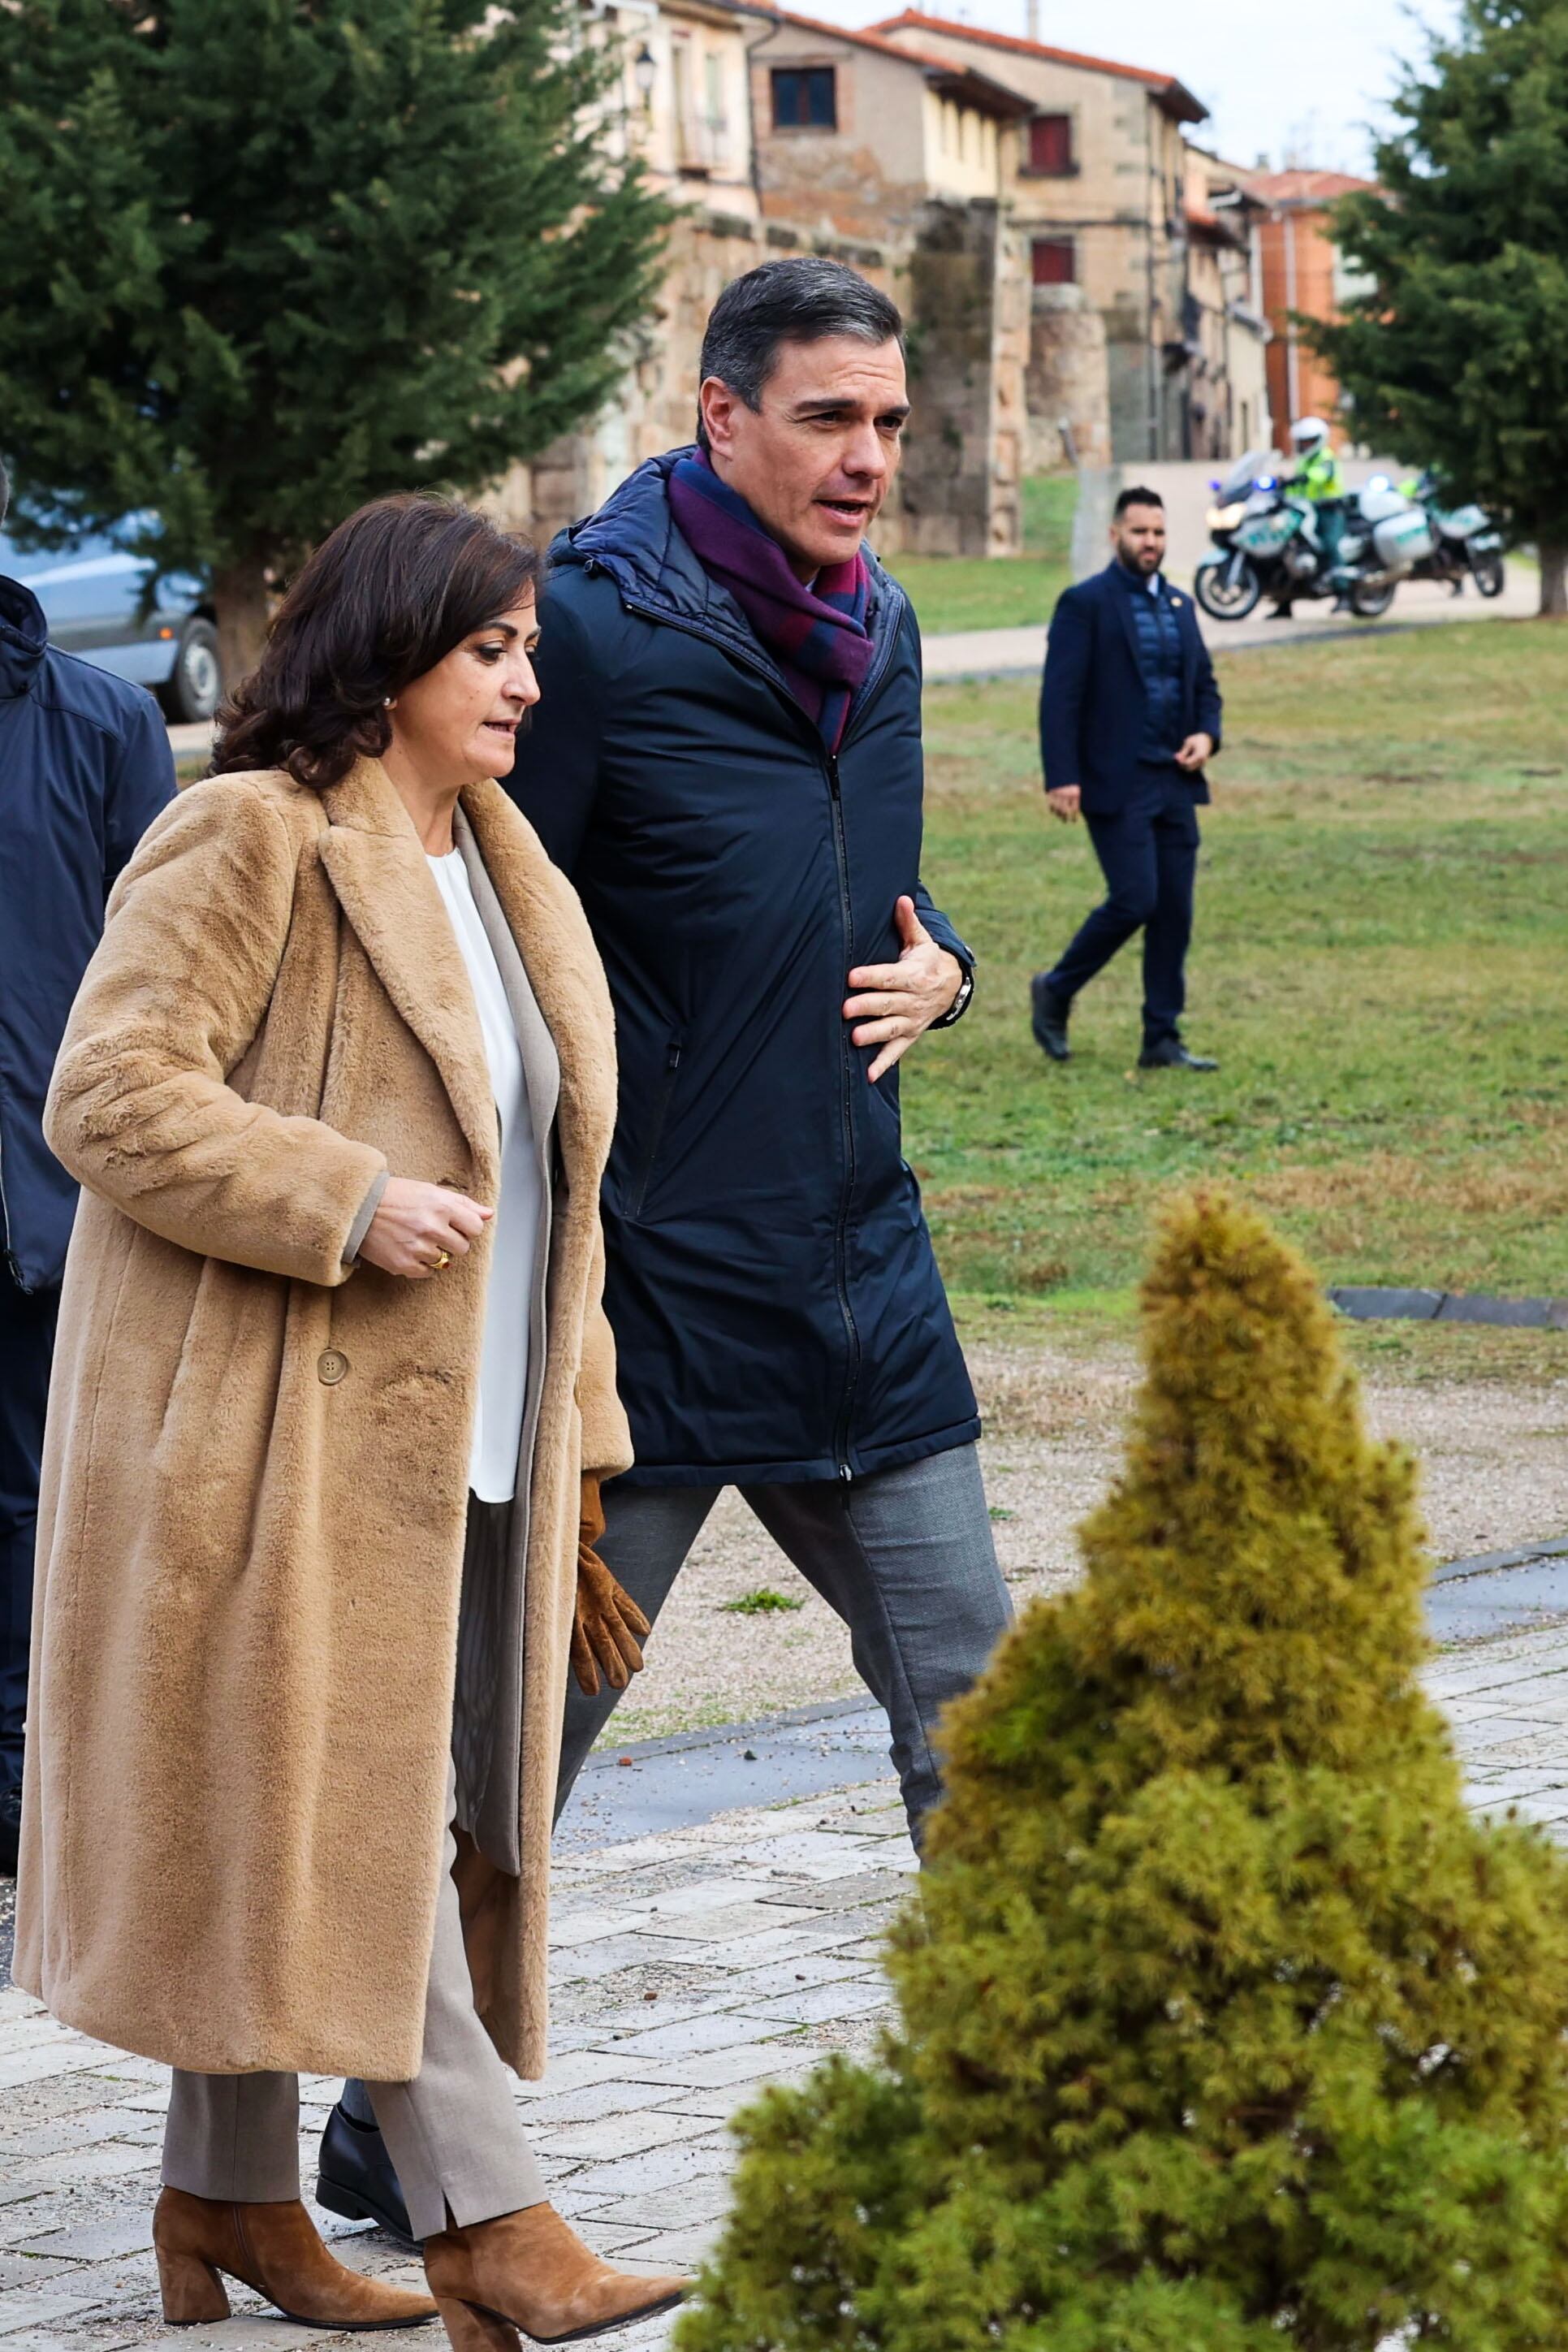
[[1182, 148, 1272, 461], [745, 11, 1035, 554], [868, 11, 1216, 464], [508, 0, 1035, 560], [1249, 167, 1378, 446]]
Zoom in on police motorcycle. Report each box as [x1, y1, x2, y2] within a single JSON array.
[[1402, 470, 1505, 598], [1194, 454, 1436, 622]]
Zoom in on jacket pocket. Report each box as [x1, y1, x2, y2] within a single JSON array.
[[627, 1039, 683, 1221]]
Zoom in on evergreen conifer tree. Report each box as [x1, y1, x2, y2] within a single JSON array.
[[0, 0, 670, 674], [1311, 0, 1568, 616], [680, 1191, 1568, 2351]]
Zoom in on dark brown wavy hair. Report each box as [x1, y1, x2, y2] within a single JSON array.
[[213, 495, 544, 791]]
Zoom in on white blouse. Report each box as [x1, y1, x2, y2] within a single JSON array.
[[425, 846, 541, 1504]]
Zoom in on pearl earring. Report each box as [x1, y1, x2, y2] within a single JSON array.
[[382, 696, 394, 708]]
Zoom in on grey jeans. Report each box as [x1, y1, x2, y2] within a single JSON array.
[[164, 1769, 545, 2240], [556, 1442, 1011, 1840]]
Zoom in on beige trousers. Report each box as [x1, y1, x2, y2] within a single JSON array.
[[162, 1766, 545, 2240]]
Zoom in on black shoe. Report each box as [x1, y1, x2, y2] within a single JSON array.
[[316, 2102, 417, 2249], [0, 1785, 19, 1877], [1030, 974, 1071, 1061], [1264, 605, 1294, 620], [1332, 595, 1354, 614], [1138, 1038, 1218, 1071]]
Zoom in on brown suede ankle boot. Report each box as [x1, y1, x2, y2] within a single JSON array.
[[153, 2186, 438, 2328], [422, 2203, 689, 2346]]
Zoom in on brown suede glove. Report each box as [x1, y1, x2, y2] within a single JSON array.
[[571, 1474, 651, 1698]]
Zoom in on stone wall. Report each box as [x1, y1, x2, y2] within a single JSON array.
[[1026, 284, 1111, 473], [491, 198, 1024, 560], [898, 200, 1024, 558]]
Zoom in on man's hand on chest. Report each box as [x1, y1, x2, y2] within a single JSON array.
[[842, 894, 965, 1083]]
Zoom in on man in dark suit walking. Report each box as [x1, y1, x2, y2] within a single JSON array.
[[1030, 485, 1222, 1071]]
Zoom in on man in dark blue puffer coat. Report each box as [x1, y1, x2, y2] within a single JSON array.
[[0, 458, 175, 1873], [516, 258, 1012, 1837], [313, 261, 1017, 2250]]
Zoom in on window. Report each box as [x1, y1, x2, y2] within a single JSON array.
[[1027, 112, 1073, 175], [1031, 236, 1076, 285], [771, 66, 836, 129]]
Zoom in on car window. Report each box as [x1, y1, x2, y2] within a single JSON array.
[[0, 529, 140, 577]]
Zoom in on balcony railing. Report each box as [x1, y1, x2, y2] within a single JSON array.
[[673, 109, 732, 175]]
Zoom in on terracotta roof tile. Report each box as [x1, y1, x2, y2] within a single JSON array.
[[865, 8, 1207, 117]]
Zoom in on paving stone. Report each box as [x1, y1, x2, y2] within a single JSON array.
[[0, 2289, 102, 2336], [551, 2138, 733, 2202], [640, 2043, 815, 2091], [613, 2224, 724, 2268], [0, 2113, 162, 2163], [136, 2324, 324, 2350], [515, 2078, 686, 2132], [620, 1877, 783, 1922], [549, 1931, 714, 1984], [674, 1918, 870, 1970], [532, 2109, 719, 2163], [0, 2047, 124, 2097], [590, 2178, 733, 2232], [547, 1906, 654, 1949], [511, 2048, 677, 2102], [0, 2255, 78, 2289], [736, 1980, 892, 2028], [636, 1899, 822, 1945], [586, 2012, 788, 2062], [13, 2208, 154, 2262]]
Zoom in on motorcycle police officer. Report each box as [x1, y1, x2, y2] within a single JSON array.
[[1269, 417, 1352, 618]]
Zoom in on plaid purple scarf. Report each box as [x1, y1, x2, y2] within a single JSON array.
[[667, 452, 873, 754]]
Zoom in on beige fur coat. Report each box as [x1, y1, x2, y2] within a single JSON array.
[[12, 757, 630, 2082]]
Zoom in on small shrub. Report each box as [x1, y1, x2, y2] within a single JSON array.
[[679, 1189, 1568, 2351], [722, 1589, 805, 1616]]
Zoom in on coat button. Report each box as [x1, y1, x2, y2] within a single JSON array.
[[317, 1348, 349, 1386]]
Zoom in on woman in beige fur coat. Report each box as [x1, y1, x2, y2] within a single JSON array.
[[14, 495, 686, 2347]]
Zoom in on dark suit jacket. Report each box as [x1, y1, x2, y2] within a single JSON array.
[[1039, 563, 1223, 815]]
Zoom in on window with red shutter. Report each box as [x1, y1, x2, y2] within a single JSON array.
[[1031, 236, 1076, 285], [1028, 113, 1073, 175]]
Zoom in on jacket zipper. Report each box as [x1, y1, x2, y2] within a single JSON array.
[[0, 1116, 16, 1286], [825, 750, 861, 1483], [628, 1039, 682, 1220]]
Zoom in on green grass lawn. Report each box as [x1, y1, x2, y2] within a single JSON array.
[[882, 473, 1075, 636], [905, 620, 1568, 1339]]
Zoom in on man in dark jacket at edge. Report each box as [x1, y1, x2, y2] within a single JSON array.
[[0, 458, 175, 1872], [519, 258, 1011, 1817], [1030, 484, 1223, 1071], [317, 261, 1013, 2246]]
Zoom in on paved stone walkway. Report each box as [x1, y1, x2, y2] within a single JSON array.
[[5, 1611, 1568, 2349]]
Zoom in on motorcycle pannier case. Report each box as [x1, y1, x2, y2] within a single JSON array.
[[1371, 508, 1436, 566]]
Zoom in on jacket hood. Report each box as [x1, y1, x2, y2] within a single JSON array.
[[551, 447, 905, 665], [0, 574, 47, 700]]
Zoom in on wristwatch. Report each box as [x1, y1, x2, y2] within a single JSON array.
[[931, 958, 975, 1029]]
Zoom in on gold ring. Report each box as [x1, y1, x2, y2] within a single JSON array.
[[430, 1249, 451, 1271]]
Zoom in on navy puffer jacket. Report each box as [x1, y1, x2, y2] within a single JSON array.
[[508, 452, 979, 1486], [0, 577, 175, 1292]]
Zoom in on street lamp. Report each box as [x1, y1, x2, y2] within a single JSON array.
[[634, 43, 656, 110]]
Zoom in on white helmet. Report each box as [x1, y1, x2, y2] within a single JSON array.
[[1290, 415, 1329, 450]]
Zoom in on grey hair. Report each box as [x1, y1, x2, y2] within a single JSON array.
[[696, 257, 904, 449]]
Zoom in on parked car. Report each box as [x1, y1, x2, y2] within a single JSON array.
[[0, 517, 221, 722]]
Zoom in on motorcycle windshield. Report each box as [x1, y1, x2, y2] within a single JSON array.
[[1216, 449, 1272, 502]]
